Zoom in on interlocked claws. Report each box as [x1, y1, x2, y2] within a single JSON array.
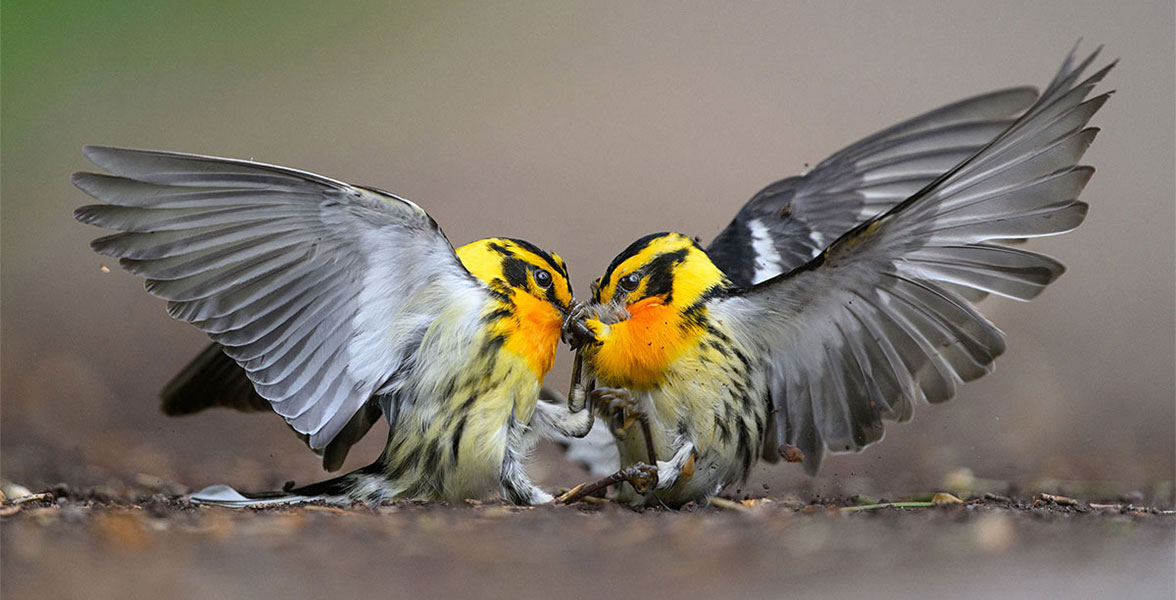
[[558, 300, 661, 504], [557, 387, 660, 504]]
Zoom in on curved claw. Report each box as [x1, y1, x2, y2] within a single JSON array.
[[561, 301, 600, 349], [592, 387, 639, 431], [623, 463, 659, 494], [592, 387, 637, 413], [592, 387, 659, 467]]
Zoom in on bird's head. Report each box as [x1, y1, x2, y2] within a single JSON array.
[[591, 232, 729, 323], [457, 237, 573, 313], [572, 232, 731, 389], [456, 237, 573, 380]]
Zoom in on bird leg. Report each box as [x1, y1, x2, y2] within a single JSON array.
[[558, 462, 659, 503], [558, 443, 697, 504], [594, 387, 657, 466], [557, 387, 666, 504], [567, 351, 590, 413], [531, 394, 595, 439]]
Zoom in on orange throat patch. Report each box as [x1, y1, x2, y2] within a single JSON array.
[[501, 291, 562, 382], [590, 297, 700, 390]]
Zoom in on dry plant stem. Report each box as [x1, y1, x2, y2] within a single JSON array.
[[559, 463, 657, 504], [636, 412, 658, 466], [706, 497, 753, 513], [840, 502, 936, 512]]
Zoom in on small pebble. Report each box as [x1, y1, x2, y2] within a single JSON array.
[[931, 493, 964, 505], [1, 481, 33, 501]]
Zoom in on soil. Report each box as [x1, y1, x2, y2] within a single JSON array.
[[3, 483, 1173, 600]]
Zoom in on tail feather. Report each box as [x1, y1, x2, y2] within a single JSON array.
[[188, 484, 327, 507], [188, 461, 381, 507]]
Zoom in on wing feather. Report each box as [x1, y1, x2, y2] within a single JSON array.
[[722, 49, 1112, 474], [74, 146, 481, 456], [708, 85, 1040, 287]]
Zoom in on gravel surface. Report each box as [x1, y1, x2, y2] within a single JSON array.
[[3, 483, 1172, 600]]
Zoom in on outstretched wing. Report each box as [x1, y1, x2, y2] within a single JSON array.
[[159, 341, 274, 415], [707, 86, 1039, 289], [712, 50, 1112, 474], [74, 146, 482, 461]]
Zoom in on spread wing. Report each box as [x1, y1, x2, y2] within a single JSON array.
[[707, 86, 1040, 290], [712, 49, 1112, 474], [74, 146, 482, 458]]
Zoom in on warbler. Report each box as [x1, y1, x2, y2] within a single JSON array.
[[73, 146, 592, 506], [562, 49, 1114, 506]]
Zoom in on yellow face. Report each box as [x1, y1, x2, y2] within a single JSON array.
[[585, 232, 730, 389], [592, 232, 725, 310], [457, 237, 573, 310], [456, 237, 573, 380]]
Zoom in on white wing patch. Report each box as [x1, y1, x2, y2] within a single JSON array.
[[729, 50, 1111, 475], [748, 218, 784, 284], [707, 86, 1039, 287], [807, 230, 826, 250]]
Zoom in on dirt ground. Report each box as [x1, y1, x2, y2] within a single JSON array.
[[2, 480, 1172, 600], [3, 4, 1173, 599]]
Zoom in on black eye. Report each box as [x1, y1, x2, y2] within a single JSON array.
[[534, 269, 552, 289], [618, 272, 641, 291]]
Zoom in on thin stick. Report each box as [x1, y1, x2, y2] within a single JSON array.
[[839, 501, 935, 512], [637, 413, 658, 467]]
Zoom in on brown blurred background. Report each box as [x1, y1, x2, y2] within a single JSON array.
[[3, 1, 1173, 501]]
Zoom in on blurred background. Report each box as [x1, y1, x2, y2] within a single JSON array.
[[2, 1, 1173, 503]]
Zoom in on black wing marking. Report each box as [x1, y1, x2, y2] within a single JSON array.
[[717, 49, 1111, 473], [708, 86, 1040, 288]]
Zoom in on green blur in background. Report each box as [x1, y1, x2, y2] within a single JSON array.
[[3, 1, 1174, 501], [3, 2, 1174, 599]]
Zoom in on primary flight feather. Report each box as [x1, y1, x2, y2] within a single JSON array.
[[75, 147, 592, 505], [563, 49, 1113, 506]]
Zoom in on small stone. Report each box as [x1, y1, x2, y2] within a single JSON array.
[[1, 481, 32, 501], [778, 444, 804, 463], [931, 492, 964, 505]]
